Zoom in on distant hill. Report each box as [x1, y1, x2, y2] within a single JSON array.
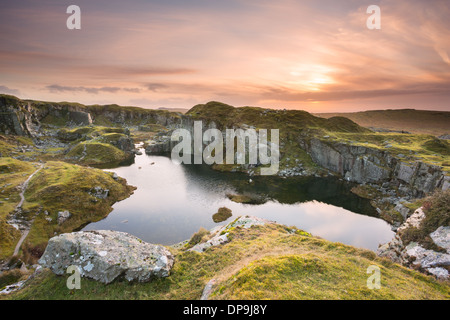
[[314, 109, 450, 136], [187, 101, 370, 133], [158, 107, 189, 114]]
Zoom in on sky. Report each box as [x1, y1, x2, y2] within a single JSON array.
[[0, 0, 449, 112]]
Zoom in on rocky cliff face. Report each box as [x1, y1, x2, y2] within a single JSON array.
[[302, 138, 449, 198], [0, 95, 182, 137], [0, 95, 93, 136], [0, 96, 41, 136]]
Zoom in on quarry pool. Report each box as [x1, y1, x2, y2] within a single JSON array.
[[82, 149, 394, 251]]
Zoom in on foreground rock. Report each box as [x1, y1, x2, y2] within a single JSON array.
[[377, 207, 450, 280], [38, 230, 174, 284]]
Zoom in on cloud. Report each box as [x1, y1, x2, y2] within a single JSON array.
[[146, 83, 169, 92], [0, 85, 20, 96], [45, 84, 141, 95], [1, 0, 450, 111]]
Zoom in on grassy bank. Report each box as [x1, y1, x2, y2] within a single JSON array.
[[5, 220, 449, 300], [0, 158, 135, 265], [0, 157, 38, 260]]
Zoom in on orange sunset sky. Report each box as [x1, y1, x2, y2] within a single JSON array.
[[0, 0, 449, 112]]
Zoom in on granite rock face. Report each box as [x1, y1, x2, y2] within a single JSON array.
[[0, 95, 183, 137], [303, 138, 448, 197], [377, 208, 450, 280], [38, 230, 174, 284]]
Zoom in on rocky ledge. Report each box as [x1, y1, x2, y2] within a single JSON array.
[[377, 207, 450, 280], [188, 216, 272, 253], [38, 230, 174, 284]]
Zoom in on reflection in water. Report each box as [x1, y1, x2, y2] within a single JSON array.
[[83, 151, 394, 251]]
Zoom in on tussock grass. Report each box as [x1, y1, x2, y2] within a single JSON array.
[[0, 158, 37, 260], [6, 221, 449, 300]]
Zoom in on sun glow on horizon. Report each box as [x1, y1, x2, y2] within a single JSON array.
[[0, 0, 449, 113]]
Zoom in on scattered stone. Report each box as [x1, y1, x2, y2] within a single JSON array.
[[201, 279, 217, 300], [89, 186, 109, 199], [427, 267, 449, 280], [393, 202, 411, 220], [189, 216, 273, 253], [0, 280, 27, 295], [397, 207, 425, 233], [430, 226, 450, 253], [38, 230, 174, 284], [57, 210, 71, 225]]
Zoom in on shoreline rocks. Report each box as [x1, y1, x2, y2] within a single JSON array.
[[377, 207, 450, 280]]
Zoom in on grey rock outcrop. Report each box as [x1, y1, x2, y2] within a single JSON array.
[[38, 230, 174, 284], [189, 216, 272, 253], [106, 135, 134, 152], [302, 138, 448, 197], [430, 226, 450, 253], [145, 135, 172, 154], [377, 207, 450, 280], [89, 186, 109, 199], [68, 111, 92, 126], [0, 95, 183, 137]]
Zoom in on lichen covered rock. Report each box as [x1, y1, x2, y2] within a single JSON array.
[[38, 230, 174, 284]]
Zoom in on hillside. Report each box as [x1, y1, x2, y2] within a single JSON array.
[[187, 101, 370, 133], [0, 96, 449, 298], [5, 216, 450, 300], [314, 109, 450, 136]]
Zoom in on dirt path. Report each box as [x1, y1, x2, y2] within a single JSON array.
[[12, 164, 44, 257]]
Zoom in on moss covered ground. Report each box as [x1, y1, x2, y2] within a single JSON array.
[[0, 157, 38, 260], [5, 220, 449, 300], [0, 157, 135, 264]]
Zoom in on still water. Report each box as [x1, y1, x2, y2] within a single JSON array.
[[83, 150, 394, 251]]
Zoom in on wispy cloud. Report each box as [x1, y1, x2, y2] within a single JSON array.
[[0, 85, 20, 96], [45, 84, 141, 95], [0, 0, 449, 111]]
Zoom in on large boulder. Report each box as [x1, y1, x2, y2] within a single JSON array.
[[38, 230, 174, 284]]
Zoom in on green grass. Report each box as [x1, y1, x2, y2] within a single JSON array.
[[212, 207, 232, 223], [187, 102, 370, 134], [5, 220, 450, 300], [0, 157, 38, 260], [66, 141, 129, 166], [14, 161, 135, 263], [321, 132, 450, 172]]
